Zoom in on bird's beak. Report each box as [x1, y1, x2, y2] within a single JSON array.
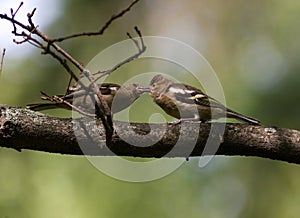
[[136, 86, 151, 93]]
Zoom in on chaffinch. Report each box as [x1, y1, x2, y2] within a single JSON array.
[[149, 74, 260, 125], [27, 83, 147, 114]]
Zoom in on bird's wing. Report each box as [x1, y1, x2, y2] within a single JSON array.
[[170, 84, 226, 109], [99, 83, 120, 95]]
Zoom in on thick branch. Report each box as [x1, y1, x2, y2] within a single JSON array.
[[0, 106, 299, 165]]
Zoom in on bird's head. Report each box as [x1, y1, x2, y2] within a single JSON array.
[[116, 83, 150, 102], [149, 74, 172, 97]]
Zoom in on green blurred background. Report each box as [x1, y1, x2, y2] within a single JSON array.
[[0, 0, 300, 217]]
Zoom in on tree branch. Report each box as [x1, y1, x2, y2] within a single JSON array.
[[50, 0, 140, 43], [1, 106, 299, 165]]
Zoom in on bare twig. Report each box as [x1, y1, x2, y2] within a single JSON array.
[[27, 7, 36, 28], [10, 2, 24, 35], [0, 48, 6, 76], [81, 69, 114, 143], [1, 6, 80, 82], [50, 0, 140, 43], [90, 26, 146, 85], [53, 95, 96, 117], [10, 2, 23, 17], [38, 91, 96, 117]]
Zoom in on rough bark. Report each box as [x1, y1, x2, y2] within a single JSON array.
[[0, 106, 299, 164]]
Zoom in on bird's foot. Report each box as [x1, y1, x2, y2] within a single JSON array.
[[168, 118, 202, 125], [168, 119, 182, 125]]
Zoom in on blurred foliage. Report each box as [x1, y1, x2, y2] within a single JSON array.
[[0, 0, 300, 217]]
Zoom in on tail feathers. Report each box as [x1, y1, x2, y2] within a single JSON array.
[[227, 109, 260, 125], [26, 103, 70, 111]]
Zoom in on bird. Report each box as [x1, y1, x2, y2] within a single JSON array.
[[27, 83, 147, 114], [149, 74, 260, 125]]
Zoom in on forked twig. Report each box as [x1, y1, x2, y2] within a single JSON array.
[[39, 91, 96, 117], [53, 95, 96, 118], [50, 0, 140, 43], [90, 26, 146, 86], [1, 3, 80, 81], [10, 1, 24, 35]]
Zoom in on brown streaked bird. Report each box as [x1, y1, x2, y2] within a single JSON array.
[[27, 83, 147, 114], [149, 74, 260, 125]]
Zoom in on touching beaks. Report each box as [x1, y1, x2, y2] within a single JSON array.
[[136, 86, 151, 93]]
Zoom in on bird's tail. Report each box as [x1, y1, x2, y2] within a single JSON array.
[[26, 103, 69, 111], [227, 109, 260, 125]]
